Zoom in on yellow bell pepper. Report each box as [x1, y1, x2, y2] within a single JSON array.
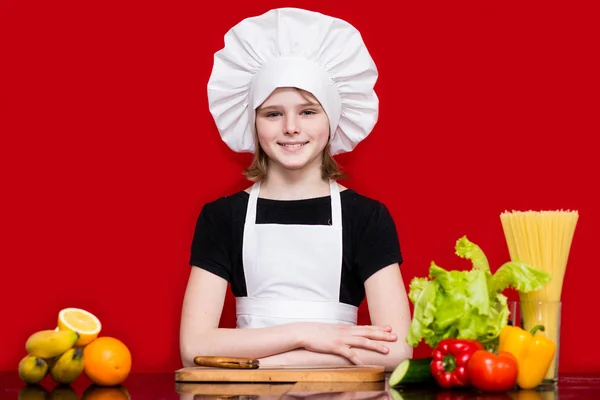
[[498, 324, 556, 389]]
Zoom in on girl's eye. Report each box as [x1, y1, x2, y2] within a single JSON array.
[[302, 110, 316, 115], [265, 112, 281, 118]]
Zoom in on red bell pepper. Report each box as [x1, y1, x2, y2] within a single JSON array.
[[466, 350, 518, 393], [430, 338, 485, 389]]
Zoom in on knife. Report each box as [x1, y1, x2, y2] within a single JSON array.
[[193, 356, 260, 369], [193, 356, 381, 370]]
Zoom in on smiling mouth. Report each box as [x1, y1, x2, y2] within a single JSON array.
[[278, 142, 309, 149]]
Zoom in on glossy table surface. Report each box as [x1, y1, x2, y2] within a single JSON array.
[[2, 371, 600, 400]]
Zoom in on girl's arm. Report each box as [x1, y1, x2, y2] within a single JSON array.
[[259, 264, 414, 371], [179, 267, 396, 367], [355, 263, 414, 370]]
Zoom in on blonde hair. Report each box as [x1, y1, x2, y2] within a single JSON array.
[[243, 88, 347, 182]]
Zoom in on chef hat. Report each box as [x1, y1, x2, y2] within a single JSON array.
[[207, 7, 379, 156]]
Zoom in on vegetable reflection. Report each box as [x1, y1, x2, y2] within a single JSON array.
[[389, 388, 555, 400]]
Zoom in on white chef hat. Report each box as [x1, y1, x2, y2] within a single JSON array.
[[207, 7, 379, 156]]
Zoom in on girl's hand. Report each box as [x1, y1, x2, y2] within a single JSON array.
[[295, 323, 398, 365]]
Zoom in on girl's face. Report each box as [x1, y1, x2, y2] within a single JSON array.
[[255, 87, 330, 174]]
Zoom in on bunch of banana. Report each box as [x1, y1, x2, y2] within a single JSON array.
[[19, 329, 85, 385]]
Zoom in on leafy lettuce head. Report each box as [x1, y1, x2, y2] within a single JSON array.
[[406, 236, 551, 349]]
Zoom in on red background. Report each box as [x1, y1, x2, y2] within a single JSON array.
[[1, 0, 599, 374]]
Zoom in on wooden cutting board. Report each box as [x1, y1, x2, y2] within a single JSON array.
[[175, 365, 385, 383]]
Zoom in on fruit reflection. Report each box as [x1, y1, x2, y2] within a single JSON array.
[[49, 385, 79, 400], [510, 390, 552, 400], [18, 385, 49, 400], [82, 385, 131, 400]]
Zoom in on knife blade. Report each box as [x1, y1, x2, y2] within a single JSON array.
[[258, 364, 380, 370], [193, 356, 260, 369]]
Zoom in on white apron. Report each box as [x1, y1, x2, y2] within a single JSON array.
[[236, 180, 358, 329]]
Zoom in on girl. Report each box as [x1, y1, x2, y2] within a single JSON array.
[[179, 7, 413, 371]]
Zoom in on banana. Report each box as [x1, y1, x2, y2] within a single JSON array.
[[25, 329, 79, 358], [18, 355, 48, 384], [49, 347, 85, 384]]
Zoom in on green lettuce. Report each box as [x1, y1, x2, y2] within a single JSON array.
[[406, 236, 551, 349]]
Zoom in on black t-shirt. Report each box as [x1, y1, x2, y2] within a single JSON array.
[[189, 188, 403, 307]]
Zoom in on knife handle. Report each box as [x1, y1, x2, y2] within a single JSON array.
[[193, 356, 260, 369]]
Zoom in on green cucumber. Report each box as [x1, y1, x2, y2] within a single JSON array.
[[389, 357, 434, 386]]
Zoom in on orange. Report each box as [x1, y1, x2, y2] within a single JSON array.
[[58, 307, 102, 346], [83, 337, 132, 386]]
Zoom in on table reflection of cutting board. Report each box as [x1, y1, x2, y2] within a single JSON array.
[[175, 365, 385, 383], [175, 381, 386, 396]]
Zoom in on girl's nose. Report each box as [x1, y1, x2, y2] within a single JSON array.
[[284, 115, 300, 134]]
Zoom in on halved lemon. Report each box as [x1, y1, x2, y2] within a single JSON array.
[[57, 307, 102, 347]]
